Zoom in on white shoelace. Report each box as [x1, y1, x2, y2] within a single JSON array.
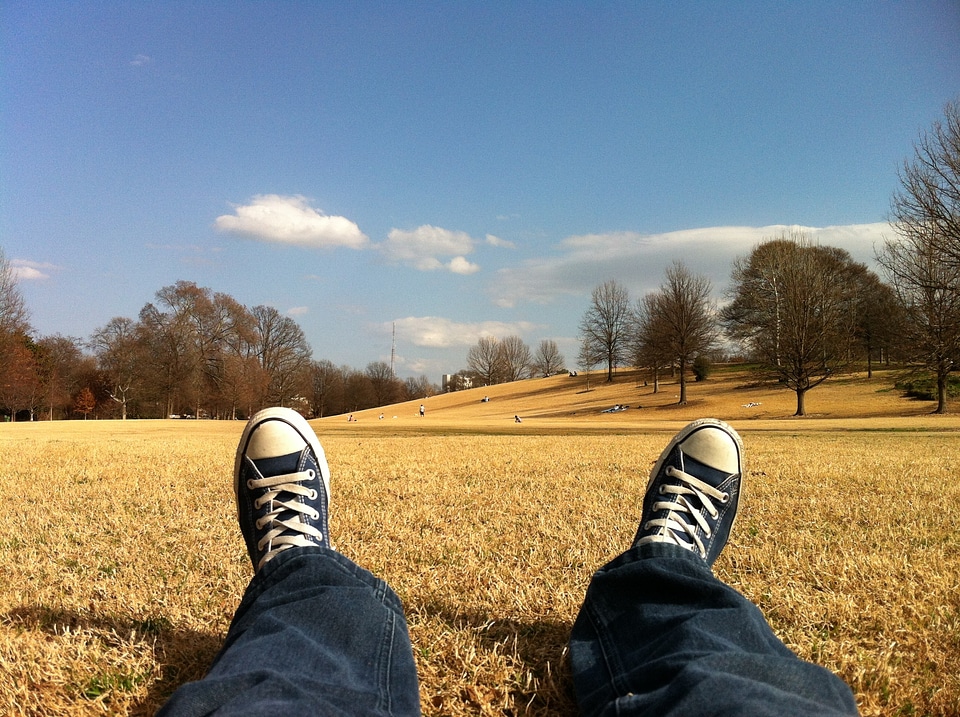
[[248, 469, 324, 570], [636, 465, 730, 560]]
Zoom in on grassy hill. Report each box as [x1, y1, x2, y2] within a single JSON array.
[[320, 365, 958, 434]]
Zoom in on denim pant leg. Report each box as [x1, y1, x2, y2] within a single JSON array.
[[569, 543, 859, 717], [158, 547, 421, 717]]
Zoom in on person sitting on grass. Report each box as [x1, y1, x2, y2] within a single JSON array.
[[158, 409, 859, 716]]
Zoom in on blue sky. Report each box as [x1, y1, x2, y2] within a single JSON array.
[[3, 2, 959, 380]]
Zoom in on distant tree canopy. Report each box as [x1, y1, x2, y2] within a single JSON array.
[[0, 276, 439, 420]]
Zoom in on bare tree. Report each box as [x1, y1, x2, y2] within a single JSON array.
[[878, 228, 960, 413], [880, 98, 960, 413], [631, 293, 674, 394], [90, 317, 142, 419], [498, 335, 533, 382], [366, 361, 401, 406], [531, 339, 566, 377], [467, 336, 505, 385], [647, 262, 717, 404], [890, 97, 960, 267], [579, 280, 630, 382], [250, 305, 312, 407], [305, 359, 344, 418], [0, 247, 29, 337], [724, 233, 864, 416]]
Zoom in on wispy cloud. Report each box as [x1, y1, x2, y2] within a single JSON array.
[[287, 306, 309, 316], [488, 223, 891, 307], [387, 316, 540, 348], [216, 195, 370, 249], [11, 259, 56, 281], [130, 54, 152, 67], [485, 234, 515, 249], [381, 225, 481, 273]]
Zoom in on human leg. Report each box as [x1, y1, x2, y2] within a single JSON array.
[[569, 419, 858, 717], [158, 408, 420, 717]]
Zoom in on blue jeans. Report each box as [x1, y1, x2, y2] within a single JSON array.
[[157, 547, 421, 716], [570, 543, 859, 716], [160, 544, 858, 716]]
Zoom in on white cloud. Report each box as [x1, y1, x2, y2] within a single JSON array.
[[130, 54, 152, 67], [381, 225, 480, 272], [216, 195, 370, 249], [287, 306, 309, 316], [388, 316, 540, 348], [489, 222, 891, 307], [11, 259, 56, 281], [485, 234, 515, 249], [448, 256, 480, 275]]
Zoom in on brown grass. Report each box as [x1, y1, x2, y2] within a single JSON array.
[[1, 368, 958, 716]]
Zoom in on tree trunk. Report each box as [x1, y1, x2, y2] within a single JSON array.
[[795, 388, 807, 416], [678, 358, 687, 404], [936, 374, 948, 414]]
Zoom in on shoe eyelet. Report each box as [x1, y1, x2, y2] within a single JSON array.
[[254, 498, 264, 509], [307, 469, 316, 479], [247, 479, 255, 489], [255, 518, 265, 529], [720, 493, 730, 504], [311, 510, 320, 520], [658, 485, 666, 494], [308, 489, 318, 500]]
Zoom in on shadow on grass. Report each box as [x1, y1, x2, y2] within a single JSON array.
[[3, 603, 223, 715], [413, 598, 579, 716]]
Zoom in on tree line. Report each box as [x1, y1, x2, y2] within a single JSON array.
[[0, 275, 439, 421]]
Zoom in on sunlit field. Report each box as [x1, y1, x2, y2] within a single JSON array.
[[2, 369, 959, 716]]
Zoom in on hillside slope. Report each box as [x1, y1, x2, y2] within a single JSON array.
[[318, 366, 959, 433]]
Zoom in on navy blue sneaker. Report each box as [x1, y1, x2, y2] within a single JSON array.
[[234, 407, 331, 572], [633, 419, 743, 566]]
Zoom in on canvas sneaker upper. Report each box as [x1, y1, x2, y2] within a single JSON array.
[[234, 407, 331, 572], [634, 418, 744, 566]]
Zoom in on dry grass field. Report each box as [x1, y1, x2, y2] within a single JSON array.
[[2, 368, 959, 716]]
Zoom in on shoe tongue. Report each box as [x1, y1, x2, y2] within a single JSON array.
[[253, 450, 303, 479], [679, 452, 729, 488]]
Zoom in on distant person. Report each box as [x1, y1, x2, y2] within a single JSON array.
[[158, 411, 859, 717], [419, 404, 425, 418], [514, 414, 522, 423]]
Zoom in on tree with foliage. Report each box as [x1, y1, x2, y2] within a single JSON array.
[[579, 280, 630, 382], [723, 233, 868, 416], [74, 387, 96, 419], [36, 335, 85, 420]]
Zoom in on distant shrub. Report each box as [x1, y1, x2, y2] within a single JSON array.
[[895, 374, 960, 400], [692, 355, 711, 382]]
